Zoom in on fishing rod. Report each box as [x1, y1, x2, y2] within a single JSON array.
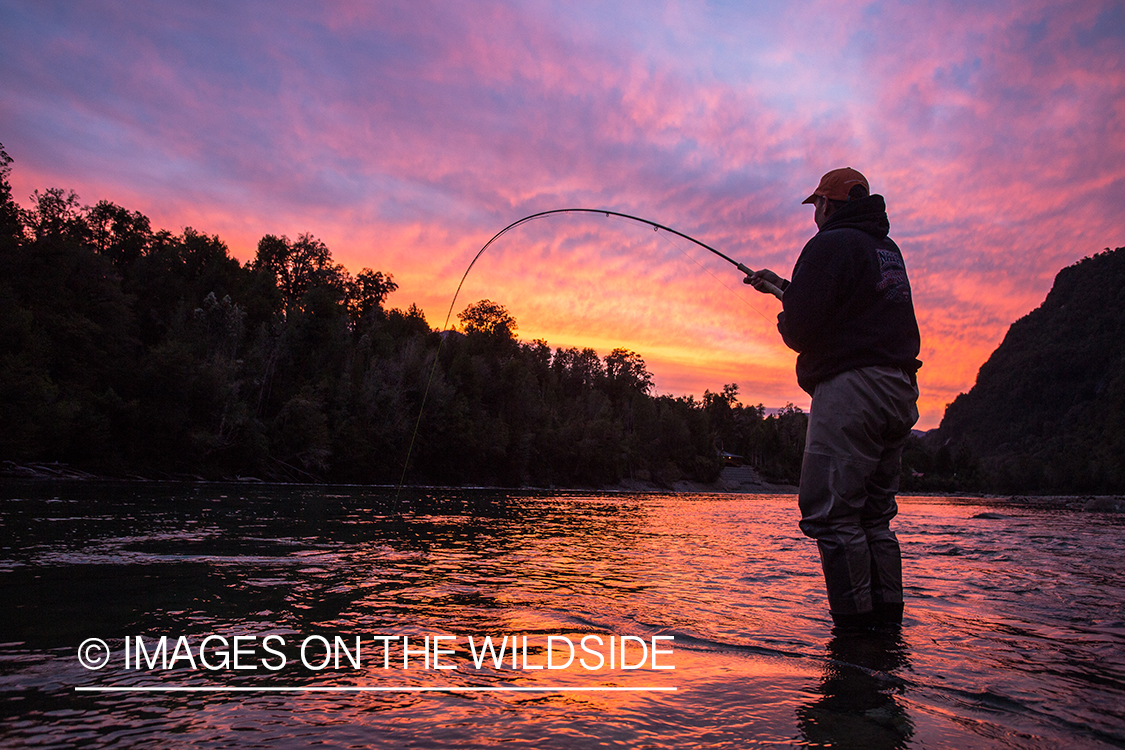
[[394, 207, 759, 499], [449, 209, 757, 324]]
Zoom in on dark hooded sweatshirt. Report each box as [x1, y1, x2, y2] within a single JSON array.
[[777, 194, 922, 395]]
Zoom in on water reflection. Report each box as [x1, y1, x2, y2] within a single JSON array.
[[1, 482, 1123, 748], [798, 629, 912, 749]]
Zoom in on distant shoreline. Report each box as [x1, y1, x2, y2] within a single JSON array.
[[0, 459, 795, 494], [4, 460, 1123, 510]]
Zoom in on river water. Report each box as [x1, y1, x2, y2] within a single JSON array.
[[1, 481, 1122, 749]]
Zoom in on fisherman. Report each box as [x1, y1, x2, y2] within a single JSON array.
[[745, 167, 921, 630]]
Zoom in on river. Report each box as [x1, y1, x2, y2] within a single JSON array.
[[1, 481, 1122, 748]]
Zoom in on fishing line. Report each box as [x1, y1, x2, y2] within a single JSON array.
[[649, 225, 777, 326], [394, 208, 768, 501]]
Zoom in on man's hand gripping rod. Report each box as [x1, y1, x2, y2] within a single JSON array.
[[741, 265, 786, 300]]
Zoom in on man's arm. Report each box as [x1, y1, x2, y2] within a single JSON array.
[[777, 239, 853, 353]]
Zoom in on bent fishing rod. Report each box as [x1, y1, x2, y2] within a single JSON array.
[[394, 207, 761, 501], [446, 208, 758, 326]]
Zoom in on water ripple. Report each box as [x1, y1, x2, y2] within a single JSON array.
[[1, 483, 1122, 748]]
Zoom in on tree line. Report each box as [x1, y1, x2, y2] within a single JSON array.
[[0, 146, 808, 487]]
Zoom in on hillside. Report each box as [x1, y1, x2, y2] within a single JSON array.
[[937, 247, 1125, 493]]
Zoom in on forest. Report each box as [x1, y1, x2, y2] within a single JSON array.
[[7, 141, 1119, 494], [0, 145, 809, 488]]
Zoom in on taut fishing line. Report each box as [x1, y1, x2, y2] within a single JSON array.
[[393, 208, 770, 502]]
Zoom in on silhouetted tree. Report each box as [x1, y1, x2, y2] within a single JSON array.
[[87, 201, 152, 270], [254, 233, 347, 311], [0, 143, 20, 241], [605, 348, 653, 398], [458, 299, 517, 339], [347, 269, 398, 327]]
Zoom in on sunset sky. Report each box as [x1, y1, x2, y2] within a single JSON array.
[[1, 1, 1122, 429]]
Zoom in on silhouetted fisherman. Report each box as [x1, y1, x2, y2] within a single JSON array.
[[746, 168, 922, 630]]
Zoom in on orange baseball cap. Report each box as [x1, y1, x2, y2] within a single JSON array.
[[802, 167, 870, 204]]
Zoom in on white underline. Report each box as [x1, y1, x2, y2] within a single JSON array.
[[75, 686, 678, 693]]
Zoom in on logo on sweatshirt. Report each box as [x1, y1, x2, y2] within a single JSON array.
[[876, 248, 911, 303]]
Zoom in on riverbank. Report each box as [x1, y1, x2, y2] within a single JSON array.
[[7, 460, 1125, 510], [1, 459, 798, 493], [611, 464, 798, 494]]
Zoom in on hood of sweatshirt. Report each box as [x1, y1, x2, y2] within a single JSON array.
[[819, 194, 890, 239]]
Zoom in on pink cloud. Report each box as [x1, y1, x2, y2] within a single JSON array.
[[3, 0, 1122, 429]]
